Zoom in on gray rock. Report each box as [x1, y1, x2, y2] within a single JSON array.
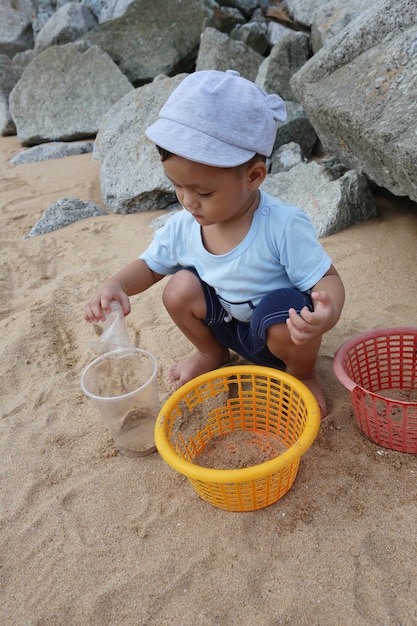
[[0, 56, 24, 136], [261, 161, 377, 238], [81, 0, 107, 21], [256, 30, 310, 101], [285, 0, 380, 48], [217, 0, 259, 19], [284, 0, 326, 27], [9, 42, 134, 146], [274, 101, 317, 159], [230, 21, 269, 55], [80, 0, 205, 84], [96, 74, 186, 214], [97, 0, 136, 22], [32, 1, 55, 38], [266, 21, 293, 47], [270, 142, 304, 174], [217, 6, 246, 33], [12, 49, 35, 68], [10, 141, 94, 164], [291, 0, 417, 202], [199, 0, 222, 31], [34, 2, 97, 53], [0, 0, 35, 57], [310, 0, 374, 52], [25, 197, 107, 238], [195, 27, 263, 82], [249, 7, 270, 26]]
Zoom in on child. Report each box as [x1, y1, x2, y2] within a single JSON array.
[[84, 70, 345, 416]]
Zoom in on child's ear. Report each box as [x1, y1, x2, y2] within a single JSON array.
[[247, 160, 267, 188]]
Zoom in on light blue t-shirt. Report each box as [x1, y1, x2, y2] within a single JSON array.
[[140, 190, 331, 322]]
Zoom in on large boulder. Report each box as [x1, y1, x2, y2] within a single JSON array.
[[217, 0, 259, 19], [9, 42, 134, 145], [0, 56, 24, 136], [284, 0, 331, 27], [291, 0, 417, 202], [34, 2, 97, 53], [230, 21, 269, 55], [285, 0, 380, 32], [80, 0, 205, 84], [195, 27, 263, 81], [261, 161, 377, 238], [310, 0, 381, 52], [95, 74, 186, 214], [0, 0, 35, 57], [256, 29, 310, 100]]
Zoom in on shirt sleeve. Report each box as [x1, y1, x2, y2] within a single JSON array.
[[140, 213, 183, 275], [278, 210, 332, 292]]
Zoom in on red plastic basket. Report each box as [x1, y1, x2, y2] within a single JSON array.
[[333, 327, 417, 453]]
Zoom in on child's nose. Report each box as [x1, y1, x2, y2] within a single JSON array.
[[182, 191, 200, 211]]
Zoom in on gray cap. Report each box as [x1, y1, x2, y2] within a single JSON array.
[[146, 70, 286, 167]]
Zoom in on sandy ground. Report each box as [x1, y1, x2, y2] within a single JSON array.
[[1, 134, 417, 625]]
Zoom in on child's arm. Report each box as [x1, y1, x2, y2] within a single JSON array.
[[286, 265, 345, 345], [84, 259, 165, 323]]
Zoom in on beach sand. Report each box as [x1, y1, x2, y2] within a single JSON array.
[[1, 134, 417, 625]]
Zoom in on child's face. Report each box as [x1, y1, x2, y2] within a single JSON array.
[[163, 155, 261, 226]]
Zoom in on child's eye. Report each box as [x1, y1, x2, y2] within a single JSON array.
[[198, 191, 212, 198]]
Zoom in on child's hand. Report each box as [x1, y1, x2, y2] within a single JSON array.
[[286, 291, 335, 346], [84, 280, 131, 323]]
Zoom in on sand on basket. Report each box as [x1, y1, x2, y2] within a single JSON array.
[[333, 327, 417, 453], [154, 365, 320, 512]]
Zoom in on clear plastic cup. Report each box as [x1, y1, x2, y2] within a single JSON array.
[[81, 348, 159, 457]]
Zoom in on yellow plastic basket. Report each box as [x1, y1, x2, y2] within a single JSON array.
[[154, 366, 320, 511]]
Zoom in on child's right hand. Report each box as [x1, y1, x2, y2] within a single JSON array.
[[84, 279, 131, 323]]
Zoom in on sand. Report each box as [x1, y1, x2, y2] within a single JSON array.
[[1, 134, 417, 625]]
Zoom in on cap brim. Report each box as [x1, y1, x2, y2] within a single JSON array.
[[146, 118, 255, 168]]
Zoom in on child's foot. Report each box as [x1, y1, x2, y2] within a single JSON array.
[[299, 374, 328, 418], [167, 348, 230, 388]]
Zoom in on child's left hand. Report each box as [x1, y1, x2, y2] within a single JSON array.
[[286, 291, 336, 346]]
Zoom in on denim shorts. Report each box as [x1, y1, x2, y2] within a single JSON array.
[[187, 269, 313, 369]]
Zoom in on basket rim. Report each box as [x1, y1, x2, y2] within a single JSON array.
[[333, 326, 417, 393], [154, 365, 320, 484], [80, 347, 158, 401]]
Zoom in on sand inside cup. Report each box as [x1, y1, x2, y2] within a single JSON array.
[[116, 410, 157, 456], [81, 349, 159, 457], [89, 351, 149, 397]]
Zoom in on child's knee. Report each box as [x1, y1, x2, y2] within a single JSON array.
[[266, 321, 290, 345], [265, 321, 294, 361], [162, 270, 199, 310]]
